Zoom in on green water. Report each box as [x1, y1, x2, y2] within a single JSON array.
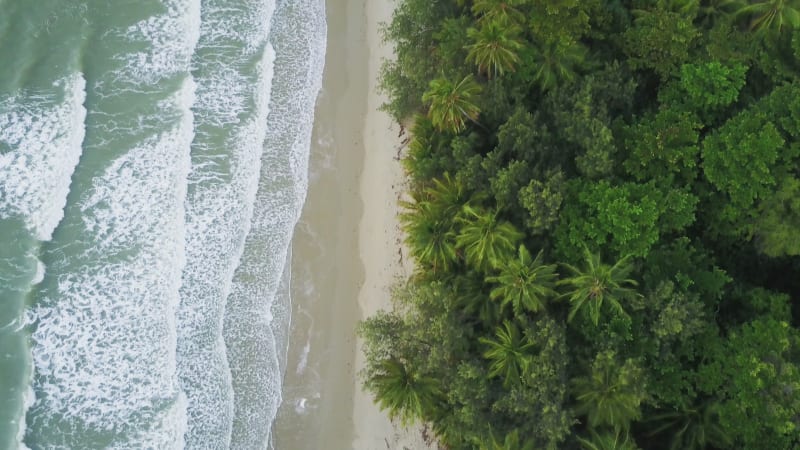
[[0, 0, 327, 447]]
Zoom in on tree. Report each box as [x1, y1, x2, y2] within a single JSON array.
[[622, 107, 702, 184], [736, 0, 800, 33], [527, 0, 597, 45], [518, 170, 566, 235], [466, 20, 525, 78], [754, 176, 800, 256], [698, 318, 800, 448], [452, 272, 503, 325], [623, 7, 700, 77], [572, 351, 648, 431], [471, 0, 528, 25], [456, 205, 523, 272], [367, 358, 442, 425], [555, 180, 698, 259], [477, 429, 537, 450], [402, 114, 452, 187], [577, 429, 641, 450], [377, 0, 461, 120], [646, 400, 733, 450], [480, 320, 535, 387], [677, 61, 748, 112], [558, 250, 640, 326], [400, 192, 458, 274], [701, 108, 785, 232], [422, 74, 483, 133], [521, 40, 586, 91], [697, 0, 742, 27], [487, 245, 558, 315], [489, 316, 572, 448], [489, 159, 533, 213]]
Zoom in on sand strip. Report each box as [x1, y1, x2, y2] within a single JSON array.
[[351, 0, 434, 447], [272, 0, 432, 447]]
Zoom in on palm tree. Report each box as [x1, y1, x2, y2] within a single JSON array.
[[403, 114, 447, 183], [571, 351, 647, 431], [477, 429, 537, 450], [558, 249, 640, 326], [487, 246, 558, 315], [480, 320, 535, 387], [466, 21, 524, 78], [527, 40, 586, 91], [453, 273, 502, 325], [471, 0, 528, 25], [426, 172, 469, 219], [422, 74, 482, 134], [697, 0, 742, 26], [400, 193, 458, 274], [736, 0, 800, 33], [401, 173, 473, 274], [646, 400, 733, 450], [577, 429, 641, 450], [367, 358, 441, 425], [456, 205, 523, 272]]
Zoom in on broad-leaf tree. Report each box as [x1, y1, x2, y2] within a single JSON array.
[[698, 318, 800, 448]]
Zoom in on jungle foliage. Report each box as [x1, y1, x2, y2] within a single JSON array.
[[362, 0, 800, 448]]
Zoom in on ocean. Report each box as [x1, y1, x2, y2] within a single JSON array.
[[0, 0, 326, 448]]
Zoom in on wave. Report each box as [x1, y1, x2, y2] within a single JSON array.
[[176, 0, 277, 447], [25, 0, 201, 446], [8, 0, 329, 447], [26, 78, 195, 448], [223, 0, 327, 447], [0, 71, 86, 450], [0, 74, 86, 241]]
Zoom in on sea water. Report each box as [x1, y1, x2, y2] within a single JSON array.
[[0, 0, 326, 448]]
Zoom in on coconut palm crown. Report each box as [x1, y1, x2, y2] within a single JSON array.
[[456, 205, 524, 273], [466, 20, 524, 78], [368, 358, 441, 425], [558, 249, 640, 326], [487, 245, 558, 315], [422, 74, 482, 133]]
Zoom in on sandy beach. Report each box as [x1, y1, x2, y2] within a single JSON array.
[[272, 0, 432, 448]]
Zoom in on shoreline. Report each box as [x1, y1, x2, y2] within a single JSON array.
[[273, 0, 434, 447]]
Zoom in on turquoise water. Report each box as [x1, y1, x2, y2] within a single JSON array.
[[0, 1, 326, 448]]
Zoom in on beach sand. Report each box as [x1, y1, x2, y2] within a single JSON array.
[[272, 0, 433, 448]]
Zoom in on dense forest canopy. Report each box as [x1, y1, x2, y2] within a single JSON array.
[[360, 0, 800, 448]]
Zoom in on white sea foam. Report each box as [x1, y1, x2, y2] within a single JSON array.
[[27, 78, 195, 448], [121, 0, 201, 83], [0, 74, 86, 240], [31, 260, 45, 285], [24, 5, 203, 444], [15, 384, 34, 450], [223, 0, 327, 446], [176, 0, 277, 444]]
